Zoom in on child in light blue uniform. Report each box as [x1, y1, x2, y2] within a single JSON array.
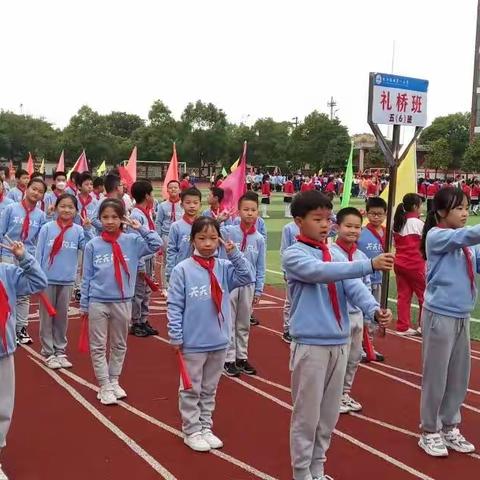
[[0, 181, 13, 219], [0, 239, 47, 480], [43, 171, 67, 220], [202, 186, 233, 226], [167, 217, 254, 452], [6, 169, 29, 203]]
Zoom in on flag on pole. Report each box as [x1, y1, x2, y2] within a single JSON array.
[[162, 143, 180, 200], [67, 150, 89, 178], [56, 150, 65, 172], [221, 167, 228, 178], [220, 141, 247, 214], [39, 158, 45, 174], [230, 157, 240, 173], [340, 141, 354, 208], [26, 152, 34, 177], [118, 146, 137, 190], [96, 160, 107, 176]]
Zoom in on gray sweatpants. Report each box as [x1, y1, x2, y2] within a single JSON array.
[[132, 258, 154, 325], [283, 280, 292, 333], [420, 309, 471, 433], [0, 355, 14, 449], [88, 301, 131, 387], [343, 311, 364, 394], [161, 234, 169, 290], [226, 284, 255, 363], [290, 343, 347, 480], [39, 284, 73, 357], [179, 349, 227, 436], [1, 256, 29, 331]]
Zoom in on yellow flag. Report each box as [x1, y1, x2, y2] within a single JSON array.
[[96, 160, 106, 176], [230, 157, 240, 173], [39, 159, 45, 174]]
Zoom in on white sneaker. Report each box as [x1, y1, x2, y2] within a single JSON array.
[[56, 355, 73, 369], [313, 475, 334, 480], [202, 429, 223, 449], [0, 464, 8, 480], [416, 327, 422, 336], [442, 428, 475, 453], [110, 382, 127, 400], [97, 385, 118, 405], [45, 355, 62, 370], [418, 432, 448, 457], [339, 393, 362, 414], [184, 432, 211, 452], [396, 328, 419, 336]]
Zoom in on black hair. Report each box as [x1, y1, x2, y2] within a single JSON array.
[[53, 171, 66, 181], [167, 179, 180, 187], [55, 193, 78, 210], [214, 173, 224, 182], [238, 192, 259, 207], [290, 190, 333, 218], [15, 169, 29, 179], [69, 171, 80, 183], [366, 197, 387, 212], [287, 174, 293, 180], [336, 207, 363, 225], [209, 186, 224, 203], [1, 166, 9, 178], [421, 187, 468, 259], [98, 198, 125, 219], [27, 177, 47, 193], [393, 193, 421, 233], [181, 172, 189, 180], [262, 174, 270, 183], [31, 172, 44, 180], [93, 177, 104, 188], [190, 216, 221, 242], [131, 180, 153, 203], [104, 174, 121, 194], [77, 171, 93, 187], [180, 187, 202, 202]]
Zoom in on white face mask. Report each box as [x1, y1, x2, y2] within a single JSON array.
[[56, 181, 66, 190]]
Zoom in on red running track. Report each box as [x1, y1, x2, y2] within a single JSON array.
[[4, 287, 480, 479]]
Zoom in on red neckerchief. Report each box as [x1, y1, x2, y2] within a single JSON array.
[[169, 198, 180, 222], [0, 192, 3, 203], [48, 219, 73, 267], [192, 255, 224, 327], [183, 214, 195, 225], [20, 200, 35, 241], [66, 181, 77, 194], [78, 194, 92, 220], [335, 238, 357, 261], [135, 205, 155, 230], [17, 184, 26, 197], [366, 223, 385, 250], [0, 281, 11, 352], [438, 225, 475, 297], [405, 212, 420, 219], [101, 230, 130, 299], [94, 192, 101, 201], [296, 234, 342, 329], [240, 222, 256, 251], [53, 189, 62, 199]]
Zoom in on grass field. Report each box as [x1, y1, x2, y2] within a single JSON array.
[[154, 185, 480, 340]]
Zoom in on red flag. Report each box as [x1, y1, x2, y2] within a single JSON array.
[[118, 146, 137, 191], [56, 150, 65, 172], [162, 143, 179, 200], [72, 150, 89, 173], [26, 152, 34, 177], [220, 141, 247, 215]]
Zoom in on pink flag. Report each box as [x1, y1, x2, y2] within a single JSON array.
[[118, 146, 137, 190], [56, 150, 65, 172], [73, 150, 89, 173], [221, 141, 247, 214], [162, 143, 179, 200], [26, 152, 35, 177]]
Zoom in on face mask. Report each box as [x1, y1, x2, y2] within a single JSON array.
[[56, 181, 66, 190]]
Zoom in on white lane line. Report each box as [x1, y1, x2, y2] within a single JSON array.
[[27, 355, 177, 480], [22, 345, 278, 480], [257, 325, 283, 336]]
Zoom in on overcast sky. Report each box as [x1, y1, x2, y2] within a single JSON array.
[[0, 0, 477, 136]]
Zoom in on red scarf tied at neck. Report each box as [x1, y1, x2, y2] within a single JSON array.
[[49, 220, 73, 267], [240, 222, 256, 252], [78, 194, 92, 220], [170, 199, 180, 222], [101, 230, 131, 299], [335, 238, 357, 261], [366, 223, 385, 250], [0, 281, 11, 352], [183, 214, 195, 225], [135, 206, 155, 230], [21, 200, 35, 241], [296, 234, 342, 329], [192, 255, 224, 327]]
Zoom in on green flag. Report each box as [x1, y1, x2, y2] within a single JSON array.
[[340, 141, 354, 208], [221, 167, 228, 177]]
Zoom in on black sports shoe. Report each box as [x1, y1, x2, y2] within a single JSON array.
[[224, 362, 240, 377], [17, 327, 33, 345], [130, 323, 149, 337], [360, 350, 369, 364], [373, 350, 385, 362], [283, 331, 292, 343], [236, 359, 257, 375], [250, 316, 260, 326], [144, 321, 159, 336], [73, 288, 81, 302]]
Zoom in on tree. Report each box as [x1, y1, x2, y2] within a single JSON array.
[[420, 113, 470, 169], [104, 112, 144, 138], [365, 144, 386, 167], [463, 137, 480, 173], [425, 138, 451, 177]]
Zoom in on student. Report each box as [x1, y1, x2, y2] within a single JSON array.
[[80, 199, 162, 405], [76, 172, 97, 224], [221, 193, 265, 377], [65, 171, 80, 196], [35, 194, 94, 369], [129, 180, 161, 337], [280, 220, 299, 343], [0, 178, 47, 345], [202, 187, 231, 224], [0, 239, 48, 480], [0, 167, 10, 194], [300, 176, 314, 192], [0, 182, 13, 219], [260, 174, 271, 218], [165, 187, 202, 283], [283, 174, 294, 218], [44, 171, 67, 218], [92, 177, 105, 201], [167, 217, 255, 452], [330, 207, 372, 414], [91, 174, 124, 231], [282, 190, 393, 480], [393, 193, 425, 335], [418, 187, 477, 457], [6, 169, 30, 203], [232, 191, 267, 242], [179, 173, 192, 191], [426, 182, 439, 212]]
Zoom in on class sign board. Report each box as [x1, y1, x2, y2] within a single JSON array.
[[368, 72, 429, 127]]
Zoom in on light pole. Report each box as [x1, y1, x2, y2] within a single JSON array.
[[470, 0, 480, 141]]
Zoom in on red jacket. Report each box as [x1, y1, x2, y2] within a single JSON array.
[[393, 216, 425, 272], [261, 182, 271, 197], [180, 179, 191, 191], [283, 181, 294, 195], [300, 181, 314, 192]]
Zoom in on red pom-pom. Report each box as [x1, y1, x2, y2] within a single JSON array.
[[78, 313, 89, 353], [363, 328, 376, 361], [144, 274, 160, 292], [39, 292, 57, 317], [177, 350, 192, 390]]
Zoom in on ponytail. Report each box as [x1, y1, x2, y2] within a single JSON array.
[[393, 202, 406, 233], [420, 210, 438, 260]]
